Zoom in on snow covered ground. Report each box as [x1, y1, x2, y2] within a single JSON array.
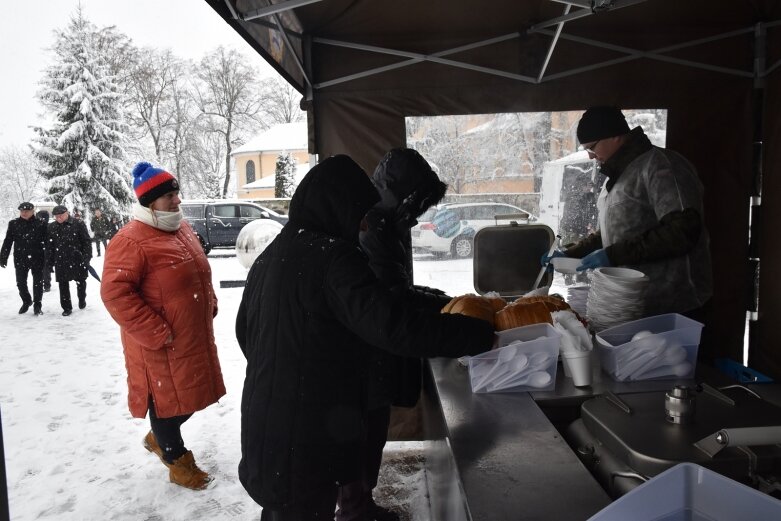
[[0, 249, 482, 521]]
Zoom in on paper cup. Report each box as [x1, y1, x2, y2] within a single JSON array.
[[562, 350, 592, 387]]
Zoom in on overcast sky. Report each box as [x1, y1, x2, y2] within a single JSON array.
[[0, 0, 276, 149]]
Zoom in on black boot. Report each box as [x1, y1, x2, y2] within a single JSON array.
[[33, 303, 42, 316], [78, 299, 86, 309], [62, 309, 72, 316], [18, 302, 31, 314]]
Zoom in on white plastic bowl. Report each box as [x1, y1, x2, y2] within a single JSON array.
[[596, 267, 646, 280], [551, 257, 582, 274]]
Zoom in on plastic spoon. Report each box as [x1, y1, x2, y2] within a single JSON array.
[[490, 351, 553, 390], [480, 353, 529, 391], [615, 343, 666, 380], [474, 346, 519, 391], [614, 336, 667, 369], [630, 344, 687, 380], [488, 370, 552, 392]]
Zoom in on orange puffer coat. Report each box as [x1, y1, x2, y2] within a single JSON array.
[[101, 220, 226, 419]]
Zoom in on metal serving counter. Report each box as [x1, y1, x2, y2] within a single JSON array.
[[421, 357, 735, 521]]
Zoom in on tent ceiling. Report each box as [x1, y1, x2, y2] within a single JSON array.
[[210, 1, 780, 94]]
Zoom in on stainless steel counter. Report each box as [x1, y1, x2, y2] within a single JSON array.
[[422, 358, 610, 521], [421, 356, 736, 521]]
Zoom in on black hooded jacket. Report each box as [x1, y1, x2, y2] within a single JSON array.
[[235, 155, 494, 508], [46, 217, 92, 281], [359, 148, 450, 408]]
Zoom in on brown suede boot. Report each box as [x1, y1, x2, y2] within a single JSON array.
[[165, 451, 212, 490], [143, 431, 164, 462]]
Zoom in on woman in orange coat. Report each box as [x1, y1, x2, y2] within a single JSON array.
[[101, 162, 226, 490]]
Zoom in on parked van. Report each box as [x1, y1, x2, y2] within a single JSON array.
[[180, 200, 288, 254]]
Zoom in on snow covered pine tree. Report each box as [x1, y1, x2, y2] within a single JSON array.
[[32, 8, 134, 216]]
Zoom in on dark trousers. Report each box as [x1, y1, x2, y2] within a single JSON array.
[[42, 261, 51, 290], [260, 485, 338, 521], [336, 406, 392, 521], [15, 265, 43, 305], [148, 397, 191, 464], [94, 238, 107, 256], [59, 278, 86, 311]]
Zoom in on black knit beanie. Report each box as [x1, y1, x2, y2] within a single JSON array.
[[577, 106, 631, 144]]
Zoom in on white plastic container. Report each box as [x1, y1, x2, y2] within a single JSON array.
[[595, 313, 703, 382], [468, 323, 560, 393], [551, 256, 581, 274], [587, 463, 781, 521]]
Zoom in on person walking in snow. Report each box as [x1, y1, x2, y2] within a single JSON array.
[[90, 208, 110, 256], [1, 202, 47, 315], [107, 215, 122, 240], [336, 148, 449, 521], [46, 205, 91, 316], [236, 155, 496, 520], [101, 162, 225, 491], [35, 210, 52, 292]]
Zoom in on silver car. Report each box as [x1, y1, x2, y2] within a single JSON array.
[[412, 202, 533, 258]]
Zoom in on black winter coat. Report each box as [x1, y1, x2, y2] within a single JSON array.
[[46, 218, 92, 282], [359, 149, 450, 409], [236, 155, 493, 509], [0, 217, 47, 269], [90, 215, 111, 239]]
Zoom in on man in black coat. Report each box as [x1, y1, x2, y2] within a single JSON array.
[[236, 155, 495, 520], [336, 148, 449, 521], [1, 202, 47, 315], [47, 205, 92, 316]]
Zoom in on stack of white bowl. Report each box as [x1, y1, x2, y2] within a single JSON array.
[[586, 267, 648, 332]]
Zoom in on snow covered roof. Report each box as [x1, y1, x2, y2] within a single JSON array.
[[241, 163, 310, 189], [231, 122, 307, 156]]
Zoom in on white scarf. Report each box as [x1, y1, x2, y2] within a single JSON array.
[[132, 203, 183, 232]]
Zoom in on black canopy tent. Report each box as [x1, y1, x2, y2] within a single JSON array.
[[206, 0, 781, 379]]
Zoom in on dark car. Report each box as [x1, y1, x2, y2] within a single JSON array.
[[181, 200, 288, 254]]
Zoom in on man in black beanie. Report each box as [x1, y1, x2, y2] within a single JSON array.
[[545, 106, 713, 347]]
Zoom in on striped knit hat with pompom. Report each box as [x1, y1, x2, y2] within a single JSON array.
[[131, 162, 179, 207]]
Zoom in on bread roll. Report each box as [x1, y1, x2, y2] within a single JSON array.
[[487, 296, 507, 313], [495, 301, 553, 331], [441, 294, 496, 325], [513, 295, 571, 313]]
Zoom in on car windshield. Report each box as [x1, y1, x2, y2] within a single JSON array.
[[418, 207, 438, 223]]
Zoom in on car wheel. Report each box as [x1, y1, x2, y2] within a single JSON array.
[[197, 235, 211, 255], [451, 235, 473, 258]]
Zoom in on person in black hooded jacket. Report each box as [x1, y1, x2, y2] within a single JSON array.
[[236, 155, 495, 520], [336, 148, 449, 521]]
